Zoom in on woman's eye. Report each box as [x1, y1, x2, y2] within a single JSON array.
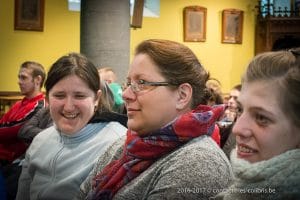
[[137, 79, 146, 84], [75, 94, 86, 99], [255, 114, 270, 126], [53, 94, 65, 99]]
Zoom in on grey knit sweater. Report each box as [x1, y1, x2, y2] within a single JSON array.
[[77, 135, 233, 200], [214, 149, 300, 200]]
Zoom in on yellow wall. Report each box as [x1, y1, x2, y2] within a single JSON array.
[[0, 0, 256, 93], [0, 0, 80, 91], [131, 0, 257, 92]]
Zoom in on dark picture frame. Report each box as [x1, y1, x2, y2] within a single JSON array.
[[183, 6, 207, 42], [14, 0, 45, 31], [221, 9, 243, 44]]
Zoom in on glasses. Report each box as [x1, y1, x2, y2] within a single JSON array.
[[126, 79, 174, 93]]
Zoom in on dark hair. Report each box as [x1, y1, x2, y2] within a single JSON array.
[[243, 47, 300, 127], [135, 39, 209, 108], [21, 61, 46, 88], [204, 88, 224, 106], [45, 53, 100, 96], [206, 78, 222, 94]]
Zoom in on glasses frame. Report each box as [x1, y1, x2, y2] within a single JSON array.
[[127, 80, 175, 93]]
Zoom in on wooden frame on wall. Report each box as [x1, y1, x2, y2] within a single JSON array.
[[131, 0, 144, 28], [222, 9, 243, 44], [14, 0, 45, 31], [183, 6, 207, 42]]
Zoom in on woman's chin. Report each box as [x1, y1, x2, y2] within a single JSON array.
[[59, 125, 79, 135], [237, 152, 260, 163]]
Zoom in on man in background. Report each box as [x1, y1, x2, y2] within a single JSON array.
[[218, 84, 241, 158], [219, 84, 241, 124], [98, 67, 124, 113], [0, 61, 46, 165]]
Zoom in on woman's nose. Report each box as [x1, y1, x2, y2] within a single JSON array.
[[122, 86, 136, 102], [63, 96, 75, 111], [232, 112, 252, 139]]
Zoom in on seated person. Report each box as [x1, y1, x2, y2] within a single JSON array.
[[18, 107, 52, 144], [98, 67, 125, 113], [219, 84, 241, 125], [206, 88, 223, 106], [206, 78, 223, 105], [16, 53, 127, 200], [77, 39, 233, 200], [218, 84, 241, 150], [17, 79, 124, 144], [0, 61, 46, 164], [98, 80, 115, 113], [95, 80, 128, 127], [216, 48, 300, 199]]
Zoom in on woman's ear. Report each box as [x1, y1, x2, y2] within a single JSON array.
[[175, 83, 193, 110], [96, 89, 102, 106]]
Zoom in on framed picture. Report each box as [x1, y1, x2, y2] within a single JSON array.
[[183, 6, 207, 42], [222, 9, 243, 44], [14, 0, 45, 31]]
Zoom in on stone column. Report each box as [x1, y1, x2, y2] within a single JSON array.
[[80, 0, 130, 83]]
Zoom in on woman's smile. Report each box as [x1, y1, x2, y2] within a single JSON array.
[[61, 112, 79, 119], [237, 143, 258, 159]]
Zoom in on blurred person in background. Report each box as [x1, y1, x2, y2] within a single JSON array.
[[98, 67, 125, 113]]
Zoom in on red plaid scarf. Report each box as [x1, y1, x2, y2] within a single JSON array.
[[88, 105, 225, 200]]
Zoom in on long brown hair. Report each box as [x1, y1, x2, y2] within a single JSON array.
[[135, 39, 209, 108]]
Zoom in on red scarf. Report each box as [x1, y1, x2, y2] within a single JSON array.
[[89, 105, 225, 200]]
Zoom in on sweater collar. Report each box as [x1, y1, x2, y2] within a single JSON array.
[[230, 148, 300, 181], [56, 123, 107, 144]]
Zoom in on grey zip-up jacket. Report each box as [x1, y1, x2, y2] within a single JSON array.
[[16, 122, 127, 200]]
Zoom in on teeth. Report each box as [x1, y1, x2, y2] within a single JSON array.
[[239, 145, 255, 153], [63, 113, 77, 119]]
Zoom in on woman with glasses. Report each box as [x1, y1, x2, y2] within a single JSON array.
[[77, 39, 233, 200], [216, 48, 300, 199]]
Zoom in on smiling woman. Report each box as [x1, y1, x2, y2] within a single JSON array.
[[215, 48, 300, 199], [48, 74, 99, 134], [16, 52, 127, 200]]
